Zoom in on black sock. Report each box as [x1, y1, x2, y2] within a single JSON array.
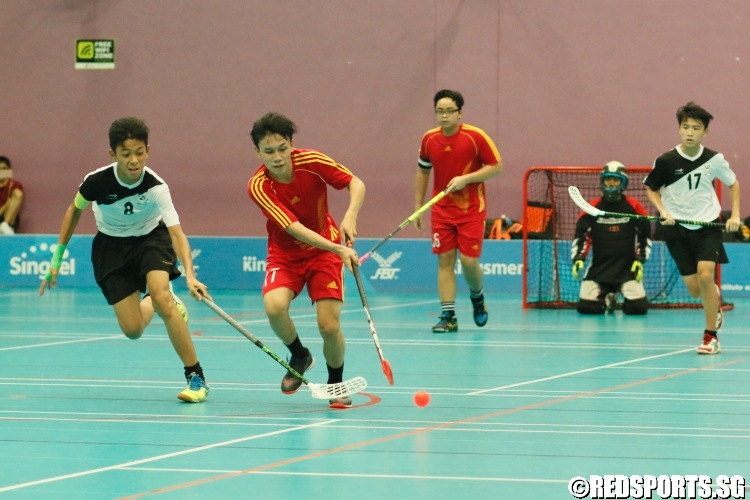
[[327, 363, 344, 384], [470, 288, 484, 305], [184, 362, 205, 382], [285, 335, 307, 358], [705, 329, 718, 339]]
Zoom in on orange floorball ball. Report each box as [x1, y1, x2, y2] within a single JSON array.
[[414, 390, 430, 407]]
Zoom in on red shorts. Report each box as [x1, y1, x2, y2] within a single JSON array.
[[263, 250, 344, 304], [431, 217, 485, 257]]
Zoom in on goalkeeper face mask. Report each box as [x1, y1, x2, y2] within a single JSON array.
[[600, 161, 628, 202]]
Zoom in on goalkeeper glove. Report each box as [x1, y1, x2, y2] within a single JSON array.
[[631, 260, 644, 282], [572, 260, 584, 279]]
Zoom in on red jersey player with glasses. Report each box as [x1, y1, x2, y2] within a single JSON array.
[[247, 112, 364, 409], [414, 89, 503, 333]]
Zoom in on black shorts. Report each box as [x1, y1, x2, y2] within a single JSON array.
[[92, 222, 181, 305], [664, 222, 728, 276]]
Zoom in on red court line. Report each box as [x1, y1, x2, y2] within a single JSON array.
[[118, 358, 744, 499]]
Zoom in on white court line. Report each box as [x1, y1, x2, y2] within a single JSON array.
[[230, 299, 435, 325], [0, 299, 434, 330], [468, 347, 695, 395], [0, 335, 121, 352], [0, 420, 334, 493], [0, 417, 302, 427], [2, 410, 750, 431], [611, 366, 750, 372], [122, 468, 568, 483], [4, 374, 750, 396], [3, 416, 749, 438]]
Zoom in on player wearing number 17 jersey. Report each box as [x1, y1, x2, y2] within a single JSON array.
[[644, 102, 741, 355], [248, 112, 365, 409]]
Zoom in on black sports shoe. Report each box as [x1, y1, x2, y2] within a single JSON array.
[[472, 301, 488, 327], [432, 312, 458, 333], [281, 349, 315, 394]]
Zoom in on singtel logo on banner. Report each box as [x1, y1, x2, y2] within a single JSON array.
[[9, 243, 76, 279]]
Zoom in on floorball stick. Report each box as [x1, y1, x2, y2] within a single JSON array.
[[359, 189, 448, 263], [202, 297, 367, 399], [568, 186, 725, 228], [350, 262, 394, 385]]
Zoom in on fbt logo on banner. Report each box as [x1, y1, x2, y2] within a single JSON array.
[[10, 242, 75, 279], [369, 251, 402, 280]]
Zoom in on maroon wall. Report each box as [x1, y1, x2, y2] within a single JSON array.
[[1, 0, 748, 236]]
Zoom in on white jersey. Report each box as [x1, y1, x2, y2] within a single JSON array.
[[644, 145, 736, 229], [78, 163, 180, 237]]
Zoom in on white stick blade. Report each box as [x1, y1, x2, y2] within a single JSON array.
[[307, 376, 368, 399], [567, 186, 604, 216]]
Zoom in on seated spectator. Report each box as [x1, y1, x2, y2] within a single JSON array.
[[0, 156, 24, 234]]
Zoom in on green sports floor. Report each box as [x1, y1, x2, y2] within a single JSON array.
[[1, 288, 748, 499]]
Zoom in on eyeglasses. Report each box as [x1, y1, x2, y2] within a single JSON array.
[[435, 108, 459, 116]]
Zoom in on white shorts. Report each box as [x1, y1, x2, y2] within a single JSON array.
[[579, 280, 646, 301]]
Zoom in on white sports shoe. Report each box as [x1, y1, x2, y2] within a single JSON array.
[[697, 333, 721, 355], [0, 221, 15, 235]]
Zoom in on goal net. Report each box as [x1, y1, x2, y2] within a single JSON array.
[[522, 166, 729, 309]]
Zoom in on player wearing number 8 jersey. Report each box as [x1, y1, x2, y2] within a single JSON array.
[[39, 117, 211, 403], [248, 112, 365, 409], [644, 102, 741, 354], [414, 89, 502, 333]]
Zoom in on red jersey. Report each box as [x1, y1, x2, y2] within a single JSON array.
[[0, 179, 23, 207], [418, 124, 501, 220], [248, 149, 353, 259]]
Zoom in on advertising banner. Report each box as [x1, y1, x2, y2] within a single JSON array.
[[2, 236, 749, 298]]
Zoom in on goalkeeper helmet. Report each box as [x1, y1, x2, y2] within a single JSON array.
[[601, 161, 628, 202]]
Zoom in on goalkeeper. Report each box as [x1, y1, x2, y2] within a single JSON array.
[[571, 162, 652, 315]]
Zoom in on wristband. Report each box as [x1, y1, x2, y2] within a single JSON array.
[[45, 244, 67, 281]]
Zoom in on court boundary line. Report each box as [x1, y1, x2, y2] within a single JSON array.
[[0, 334, 121, 352], [2, 410, 750, 432], [232, 299, 435, 325], [467, 347, 694, 395], [0, 420, 334, 493], [115, 358, 743, 499]]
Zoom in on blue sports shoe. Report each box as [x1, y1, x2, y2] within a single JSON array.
[[178, 373, 209, 403], [473, 301, 488, 327]]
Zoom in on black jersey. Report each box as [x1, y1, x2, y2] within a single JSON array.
[[571, 196, 652, 283], [643, 145, 736, 229], [78, 163, 180, 237]]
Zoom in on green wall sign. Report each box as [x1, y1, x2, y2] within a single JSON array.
[[75, 40, 115, 70]]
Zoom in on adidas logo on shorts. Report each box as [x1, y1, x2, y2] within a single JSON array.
[[326, 281, 338, 289]]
